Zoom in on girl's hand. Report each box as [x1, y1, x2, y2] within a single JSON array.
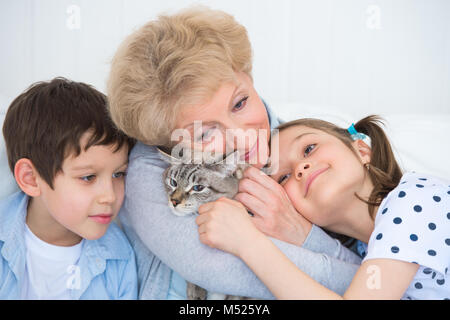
[[196, 197, 263, 257], [234, 166, 312, 247]]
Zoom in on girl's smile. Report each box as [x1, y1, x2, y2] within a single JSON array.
[[304, 166, 329, 197], [269, 124, 374, 240]]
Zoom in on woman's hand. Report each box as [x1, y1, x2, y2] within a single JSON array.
[[196, 197, 264, 257], [234, 166, 312, 247]]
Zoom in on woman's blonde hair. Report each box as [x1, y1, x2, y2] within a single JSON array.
[[107, 6, 253, 146]]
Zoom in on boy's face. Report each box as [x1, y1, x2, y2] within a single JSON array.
[[35, 132, 129, 241]]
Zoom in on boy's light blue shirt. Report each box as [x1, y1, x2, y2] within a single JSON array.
[[0, 191, 138, 300]]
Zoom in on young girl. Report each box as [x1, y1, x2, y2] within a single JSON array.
[[196, 115, 449, 300]]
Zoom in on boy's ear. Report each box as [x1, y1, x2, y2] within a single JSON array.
[[14, 158, 41, 197], [353, 139, 372, 165]]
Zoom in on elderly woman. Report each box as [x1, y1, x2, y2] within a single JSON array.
[[107, 7, 361, 299]]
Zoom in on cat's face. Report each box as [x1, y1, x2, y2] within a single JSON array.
[[160, 149, 245, 216], [163, 163, 241, 216]]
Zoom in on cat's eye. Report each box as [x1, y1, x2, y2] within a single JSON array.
[[192, 185, 205, 192], [170, 178, 177, 187]]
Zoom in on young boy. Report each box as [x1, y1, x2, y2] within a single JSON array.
[[0, 78, 138, 299]]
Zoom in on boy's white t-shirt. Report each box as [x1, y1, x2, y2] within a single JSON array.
[[21, 224, 84, 300], [363, 172, 450, 300]]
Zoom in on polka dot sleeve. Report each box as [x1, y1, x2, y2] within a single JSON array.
[[363, 172, 450, 276]]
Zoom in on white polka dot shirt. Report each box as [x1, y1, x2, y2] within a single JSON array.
[[363, 172, 450, 300]]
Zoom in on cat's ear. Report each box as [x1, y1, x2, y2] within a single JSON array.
[[223, 150, 241, 165], [157, 147, 183, 165], [212, 150, 242, 177]]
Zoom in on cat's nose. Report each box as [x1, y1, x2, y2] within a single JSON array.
[[171, 198, 181, 207]]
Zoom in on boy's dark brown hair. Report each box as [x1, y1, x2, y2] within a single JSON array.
[[274, 115, 403, 247], [2, 77, 136, 189]]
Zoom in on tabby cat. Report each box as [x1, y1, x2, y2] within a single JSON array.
[[159, 148, 256, 300]]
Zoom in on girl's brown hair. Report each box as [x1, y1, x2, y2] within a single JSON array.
[[275, 115, 403, 246]]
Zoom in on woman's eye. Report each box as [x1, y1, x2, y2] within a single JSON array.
[[195, 126, 217, 143], [81, 175, 96, 182], [170, 178, 178, 188], [304, 144, 316, 157], [192, 185, 205, 192], [232, 96, 248, 112], [201, 129, 212, 141], [113, 171, 127, 179], [278, 173, 291, 185]]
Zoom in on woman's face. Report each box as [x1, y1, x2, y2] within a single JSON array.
[[174, 72, 270, 168], [269, 125, 372, 227]]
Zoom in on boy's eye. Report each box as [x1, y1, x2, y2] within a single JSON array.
[[81, 175, 96, 182], [113, 171, 127, 179], [232, 96, 248, 112], [304, 144, 316, 157], [192, 185, 205, 192]]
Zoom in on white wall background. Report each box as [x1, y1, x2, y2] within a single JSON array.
[[0, 0, 449, 197], [1, 0, 450, 115]]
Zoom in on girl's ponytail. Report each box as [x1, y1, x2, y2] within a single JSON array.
[[354, 115, 403, 217]]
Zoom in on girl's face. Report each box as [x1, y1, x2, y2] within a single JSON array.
[[174, 72, 270, 168], [269, 125, 372, 227]]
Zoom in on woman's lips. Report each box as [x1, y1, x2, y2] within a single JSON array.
[[244, 139, 258, 162], [304, 167, 329, 197]]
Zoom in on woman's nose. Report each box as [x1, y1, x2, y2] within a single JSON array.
[[225, 125, 256, 150], [294, 162, 311, 180]]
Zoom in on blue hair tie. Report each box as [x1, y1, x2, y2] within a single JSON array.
[[347, 124, 358, 135], [347, 123, 372, 147]]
